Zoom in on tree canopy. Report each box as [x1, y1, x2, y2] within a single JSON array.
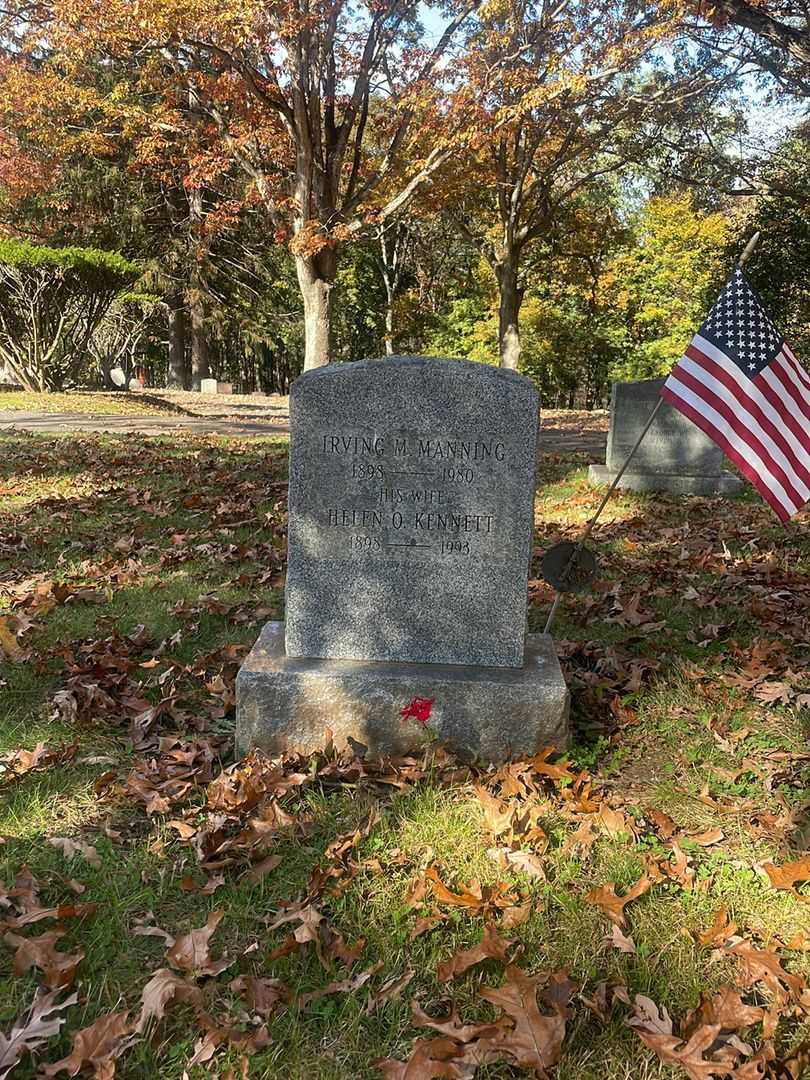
[[0, 0, 807, 398]]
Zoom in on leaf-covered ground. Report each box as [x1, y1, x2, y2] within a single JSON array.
[[0, 430, 808, 1080], [0, 392, 175, 417]]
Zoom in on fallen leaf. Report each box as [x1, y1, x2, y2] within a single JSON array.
[[266, 902, 325, 964], [178, 873, 225, 896], [230, 976, 289, 1019], [724, 938, 810, 1014], [0, 990, 77, 1077], [135, 969, 204, 1033], [244, 854, 282, 884], [597, 804, 630, 837], [584, 873, 653, 927], [646, 809, 677, 840], [480, 964, 573, 1076], [665, 841, 696, 891], [436, 927, 514, 983], [628, 994, 672, 1035], [166, 909, 232, 977], [376, 1033, 488, 1079], [530, 748, 576, 784], [3, 902, 98, 930], [500, 902, 532, 929], [5, 929, 84, 989], [581, 980, 631, 1023], [681, 987, 764, 1037], [0, 617, 24, 662], [762, 856, 810, 897], [48, 837, 102, 870], [424, 866, 518, 918], [41, 1011, 135, 1078], [696, 907, 738, 948], [297, 961, 383, 1007], [604, 925, 636, 954], [366, 971, 415, 1016], [409, 915, 442, 940], [688, 829, 725, 847]]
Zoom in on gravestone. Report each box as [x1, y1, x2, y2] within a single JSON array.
[[236, 355, 569, 762], [588, 377, 743, 496], [200, 378, 217, 395]]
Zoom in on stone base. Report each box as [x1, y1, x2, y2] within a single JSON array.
[[236, 622, 570, 763], [587, 464, 743, 496]]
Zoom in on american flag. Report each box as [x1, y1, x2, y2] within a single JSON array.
[[660, 267, 810, 522]]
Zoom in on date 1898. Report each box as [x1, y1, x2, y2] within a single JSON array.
[[350, 535, 381, 551]]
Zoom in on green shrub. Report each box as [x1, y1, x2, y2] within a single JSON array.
[[0, 239, 140, 391]]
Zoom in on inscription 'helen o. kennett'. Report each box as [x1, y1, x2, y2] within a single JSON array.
[[284, 356, 539, 668]]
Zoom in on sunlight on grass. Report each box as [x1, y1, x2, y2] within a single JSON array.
[[0, 391, 172, 416], [1, 431, 809, 1079]]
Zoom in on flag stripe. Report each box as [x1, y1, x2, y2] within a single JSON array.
[[783, 343, 810, 391], [682, 345, 810, 491], [768, 353, 810, 423], [660, 383, 794, 521], [667, 366, 808, 509], [755, 362, 810, 446], [663, 371, 800, 517], [694, 335, 810, 449]]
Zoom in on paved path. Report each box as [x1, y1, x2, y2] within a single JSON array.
[[0, 410, 607, 457]]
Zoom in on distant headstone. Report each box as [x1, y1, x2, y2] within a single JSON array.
[[200, 378, 218, 395], [236, 356, 569, 762], [109, 366, 127, 388], [217, 382, 233, 395], [588, 377, 743, 496]]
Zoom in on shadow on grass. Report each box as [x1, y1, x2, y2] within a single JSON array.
[[1, 435, 809, 1079]]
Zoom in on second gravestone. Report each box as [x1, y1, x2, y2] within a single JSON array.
[[236, 356, 569, 762], [589, 377, 743, 496]]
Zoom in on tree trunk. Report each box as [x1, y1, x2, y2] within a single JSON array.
[[295, 249, 336, 371], [188, 181, 211, 391], [496, 257, 523, 371], [167, 299, 188, 389], [384, 295, 395, 355], [189, 290, 210, 391]]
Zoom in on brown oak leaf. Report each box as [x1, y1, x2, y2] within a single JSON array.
[[135, 969, 204, 1033], [41, 1011, 135, 1079], [230, 976, 289, 1019], [5, 929, 84, 989], [480, 964, 572, 1077], [696, 906, 738, 948], [436, 927, 514, 983], [584, 873, 653, 927], [0, 990, 77, 1077], [762, 856, 810, 897], [166, 909, 232, 977]]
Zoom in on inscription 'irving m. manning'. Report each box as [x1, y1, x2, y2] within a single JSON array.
[[322, 434, 506, 461]]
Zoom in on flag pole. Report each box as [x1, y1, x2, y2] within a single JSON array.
[[543, 231, 761, 636]]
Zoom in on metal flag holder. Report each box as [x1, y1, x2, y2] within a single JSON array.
[[541, 231, 761, 636]]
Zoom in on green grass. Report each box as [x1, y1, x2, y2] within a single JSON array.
[[1, 431, 809, 1079]]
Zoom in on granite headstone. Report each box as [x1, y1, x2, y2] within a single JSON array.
[[588, 377, 743, 496], [236, 355, 570, 761], [285, 356, 538, 668]]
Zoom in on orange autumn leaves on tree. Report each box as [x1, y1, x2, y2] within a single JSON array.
[[0, 0, 487, 370]]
